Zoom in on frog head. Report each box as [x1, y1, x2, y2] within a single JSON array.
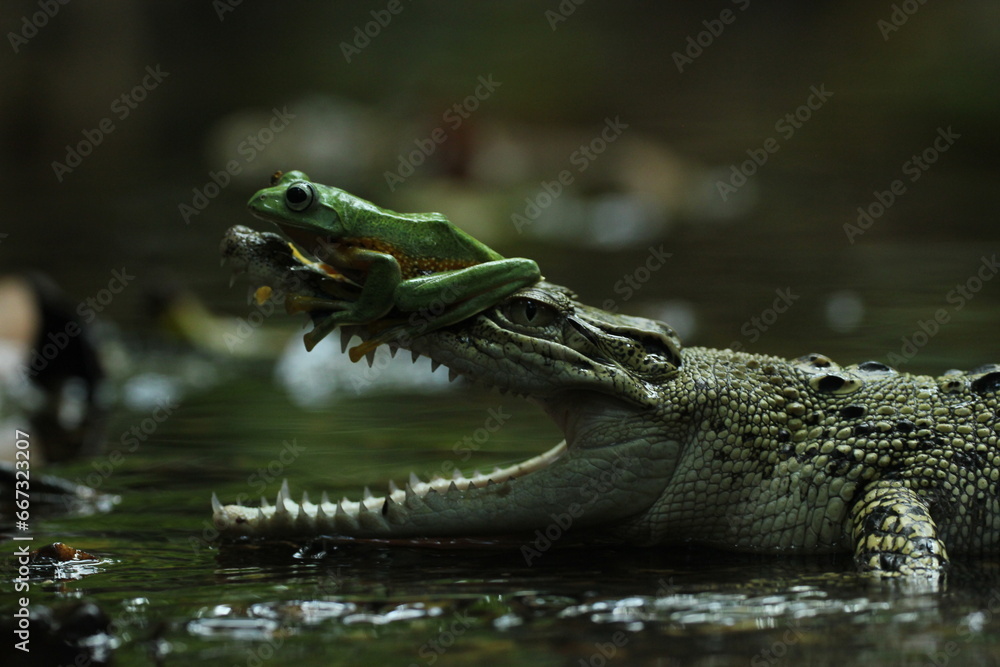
[[246, 170, 353, 256]]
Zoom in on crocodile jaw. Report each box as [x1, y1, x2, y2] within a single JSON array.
[[214, 232, 679, 541], [212, 386, 674, 541], [213, 432, 675, 542], [212, 441, 567, 538]]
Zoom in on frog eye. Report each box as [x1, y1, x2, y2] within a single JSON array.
[[504, 298, 557, 328], [285, 182, 315, 212]]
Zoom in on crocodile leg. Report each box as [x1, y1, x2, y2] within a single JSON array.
[[850, 481, 948, 577]]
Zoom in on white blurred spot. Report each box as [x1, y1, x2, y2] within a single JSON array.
[[646, 300, 697, 341], [825, 290, 864, 334], [121, 373, 183, 412], [275, 336, 452, 410]]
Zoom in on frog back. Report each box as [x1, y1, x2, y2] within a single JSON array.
[[340, 199, 505, 276]]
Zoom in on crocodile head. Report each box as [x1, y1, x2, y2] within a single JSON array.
[[214, 227, 687, 544]]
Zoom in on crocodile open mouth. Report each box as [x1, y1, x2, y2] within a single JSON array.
[[214, 225, 571, 539]]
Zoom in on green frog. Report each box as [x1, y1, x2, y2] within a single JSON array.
[[246, 171, 541, 358]]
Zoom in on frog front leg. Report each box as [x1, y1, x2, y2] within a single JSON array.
[[347, 257, 540, 361], [298, 246, 403, 351]]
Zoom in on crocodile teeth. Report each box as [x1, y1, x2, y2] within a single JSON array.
[[411, 350, 421, 363], [213, 443, 570, 536], [341, 325, 367, 342], [403, 483, 423, 510], [389, 345, 399, 358], [422, 487, 447, 510], [358, 498, 388, 530], [334, 501, 357, 531], [339, 328, 353, 353], [430, 360, 442, 372], [448, 369, 461, 383], [384, 495, 408, 523]]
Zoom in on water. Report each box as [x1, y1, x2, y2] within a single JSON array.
[[4, 236, 1000, 665]]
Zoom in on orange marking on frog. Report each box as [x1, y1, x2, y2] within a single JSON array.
[[346, 237, 478, 278]]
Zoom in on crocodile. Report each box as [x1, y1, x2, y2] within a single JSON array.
[[214, 226, 1000, 579]]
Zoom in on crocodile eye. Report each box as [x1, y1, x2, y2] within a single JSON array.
[[285, 182, 315, 212], [506, 298, 556, 328]]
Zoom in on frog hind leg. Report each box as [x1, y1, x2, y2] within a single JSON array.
[[849, 480, 948, 578], [301, 248, 404, 351], [348, 258, 540, 362]]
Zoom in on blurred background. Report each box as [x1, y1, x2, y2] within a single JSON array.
[[2, 4, 999, 663], [2, 0, 997, 365]]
